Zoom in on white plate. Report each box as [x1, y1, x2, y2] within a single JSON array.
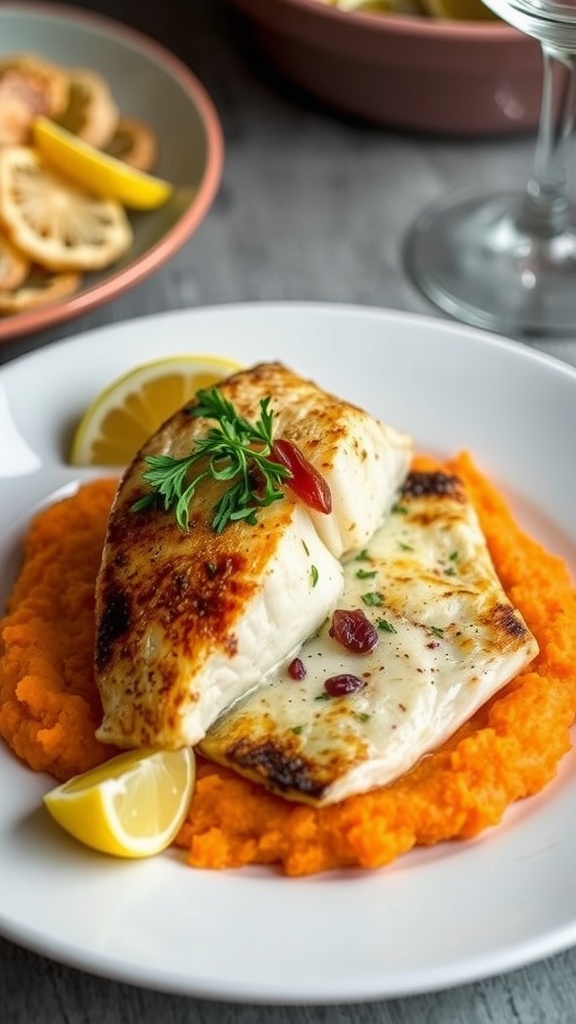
[[1, 302, 576, 1004]]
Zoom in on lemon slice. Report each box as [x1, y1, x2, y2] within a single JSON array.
[[0, 146, 132, 271], [56, 68, 120, 149], [69, 353, 244, 466], [32, 115, 173, 210], [43, 747, 195, 858], [0, 231, 29, 290], [0, 267, 80, 314], [0, 53, 69, 147], [105, 116, 157, 173]]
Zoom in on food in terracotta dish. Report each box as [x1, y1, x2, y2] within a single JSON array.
[[0, 51, 171, 316], [317, 0, 496, 19]]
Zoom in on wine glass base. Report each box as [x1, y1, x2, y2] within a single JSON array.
[[405, 188, 576, 337]]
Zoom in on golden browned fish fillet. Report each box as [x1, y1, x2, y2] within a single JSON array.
[[200, 469, 539, 805], [94, 362, 412, 749]]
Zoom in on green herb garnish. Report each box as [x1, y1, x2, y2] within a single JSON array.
[[311, 565, 319, 587], [356, 568, 377, 580], [376, 617, 397, 633], [361, 592, 384, 607], [132, 388, 291, 532]]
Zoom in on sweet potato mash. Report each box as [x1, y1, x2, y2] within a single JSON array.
[[1, 452, 575, 876]]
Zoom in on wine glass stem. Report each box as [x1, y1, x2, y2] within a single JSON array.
[[518, 46, 576, 237]]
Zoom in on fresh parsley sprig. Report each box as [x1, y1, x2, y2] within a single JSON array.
[[132, 387, 291, 533]]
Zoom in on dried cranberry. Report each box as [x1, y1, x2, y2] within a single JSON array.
[[288, 657, 306, 680], [324, 674, 366, 697], [329, 608, 379, 654], [271, 438, 332, 514]]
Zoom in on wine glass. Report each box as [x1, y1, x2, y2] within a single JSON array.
[[405, 0, 576, 336]]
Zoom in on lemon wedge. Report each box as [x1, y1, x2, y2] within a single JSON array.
[[69, 353, 244, 466], [43, 747, 195, 858], [32, 115, 173, 210]]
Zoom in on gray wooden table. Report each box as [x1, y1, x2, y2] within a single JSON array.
[[2, 1, 576, 1020]]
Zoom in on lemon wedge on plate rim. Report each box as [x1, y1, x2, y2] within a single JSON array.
[[69, 353, 244, 467], [43, 747, 195, 858], [32, 115, 174, 210]]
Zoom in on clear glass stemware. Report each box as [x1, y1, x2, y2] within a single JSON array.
[[405, 0, 576, 336]]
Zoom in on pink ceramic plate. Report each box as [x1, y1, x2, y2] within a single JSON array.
[[0, 2, 224, 343]]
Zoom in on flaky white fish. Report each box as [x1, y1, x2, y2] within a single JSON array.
[[200, 467, 539, 805], [94, 361, 412, 750]]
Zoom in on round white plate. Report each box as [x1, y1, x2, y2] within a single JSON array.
[[1, 302, 576, 1004]]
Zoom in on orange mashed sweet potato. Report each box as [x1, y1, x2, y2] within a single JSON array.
[[1, 453, 576, 877]]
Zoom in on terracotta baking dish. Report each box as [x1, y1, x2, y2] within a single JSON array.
[[229, 0, 543, 135]]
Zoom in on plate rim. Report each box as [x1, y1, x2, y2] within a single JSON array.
[[4, 298, 576, 382]]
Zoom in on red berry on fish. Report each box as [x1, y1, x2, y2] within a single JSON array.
[[288, 657, 306, 679], [324, 674, 366, 697], [329, 608, 379, 653], [271, 438, 332, 514]]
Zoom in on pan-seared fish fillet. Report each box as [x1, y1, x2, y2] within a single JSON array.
[[200, 468, 539, 805], [201, 362, 413, 559], [94, 362, 412, 749]]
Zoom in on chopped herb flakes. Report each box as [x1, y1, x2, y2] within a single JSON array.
[[429, 626, 444, 638], [377, 618, 397, 634], [356, 568, 377, 580], [133, 389, 290, 533], [355, 549, 371, 562], [311, 565, 319, 587], [361, 592, 384, 607]]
